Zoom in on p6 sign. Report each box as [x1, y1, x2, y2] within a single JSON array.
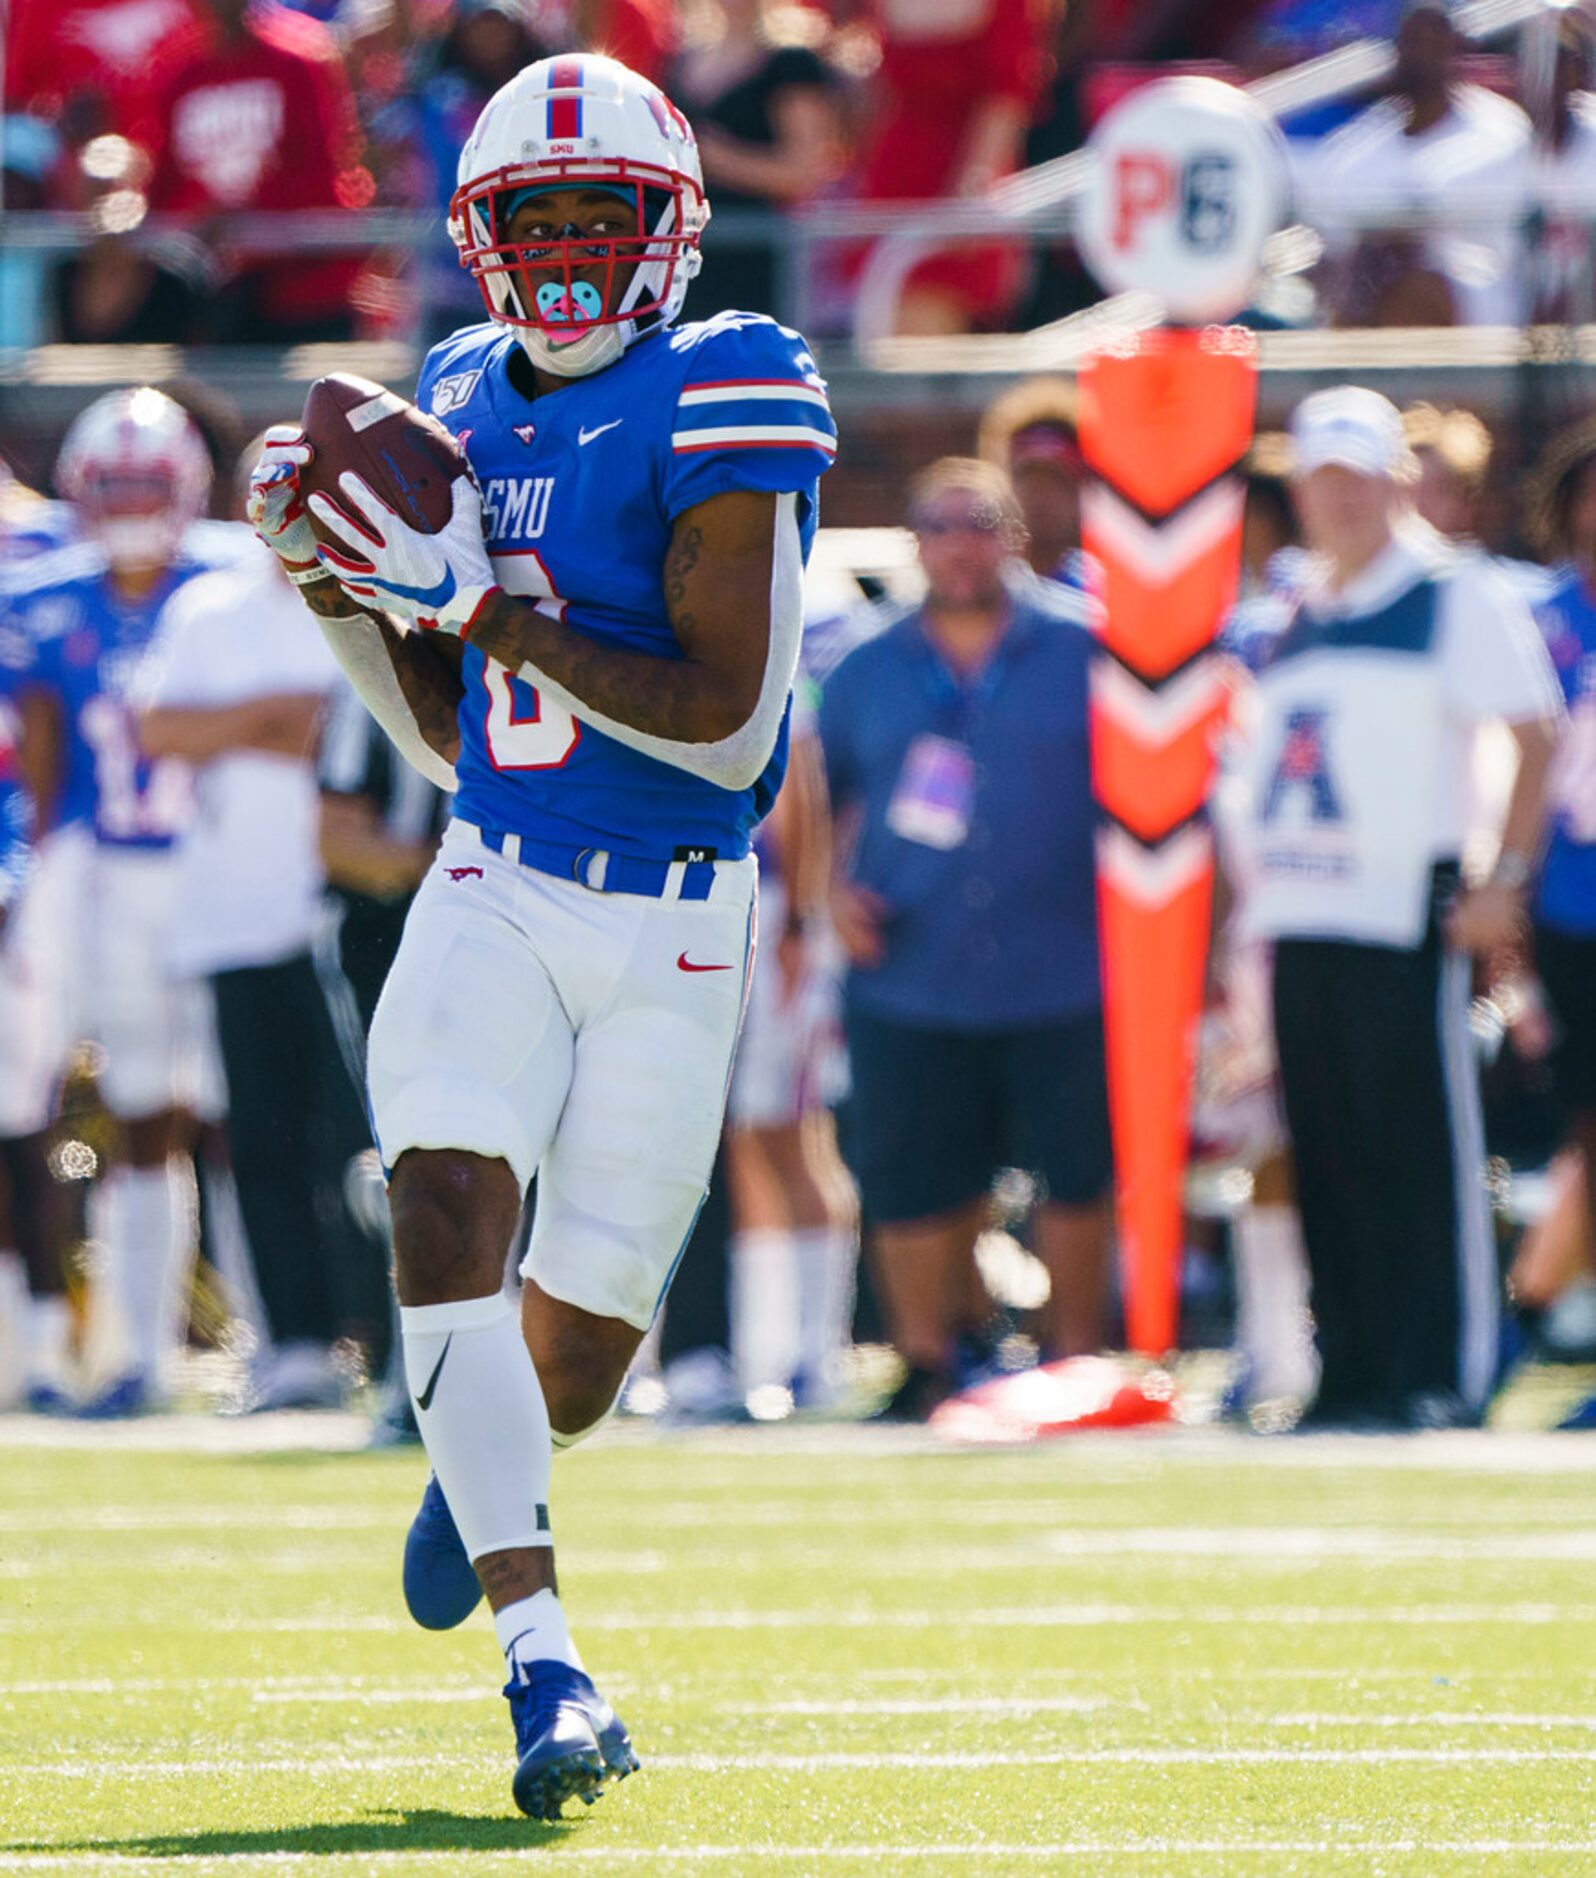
[[1077, 78, 1286, 323]]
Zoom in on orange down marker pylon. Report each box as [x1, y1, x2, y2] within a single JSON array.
[[1079, 327, 1257, 1355]]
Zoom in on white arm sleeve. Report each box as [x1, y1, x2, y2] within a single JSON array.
[[510, 491, 804, 794], [315, 611, 457, 794]]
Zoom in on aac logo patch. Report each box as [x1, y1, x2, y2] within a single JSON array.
[[1262, 706, 1342, 824]]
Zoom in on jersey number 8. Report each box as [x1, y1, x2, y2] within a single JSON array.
[[482, 551, 580, 770]]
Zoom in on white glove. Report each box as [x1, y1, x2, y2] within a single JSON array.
[[246, 426, 322, 585], [308, 473, 500, 638]]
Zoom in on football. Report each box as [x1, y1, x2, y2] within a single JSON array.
[[298, 373, 471, 552]]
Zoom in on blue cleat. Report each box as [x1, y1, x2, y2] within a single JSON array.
[[1557, 1393, 1596, 1431], [506, 1660, 639, 1820], [77, 1374, 154, 1420], [402, 1473, 482, 1630]]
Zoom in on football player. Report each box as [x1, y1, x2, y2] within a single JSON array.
[[248, 53, 835, 1817], [724, 701, 856, 1412], [10, 389, 234, 1416]]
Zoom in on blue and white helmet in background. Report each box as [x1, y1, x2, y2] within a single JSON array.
[[450, 53, 709, 380], [55, 387, 211, 570]]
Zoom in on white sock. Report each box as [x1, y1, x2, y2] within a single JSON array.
[[1233, 1204, 1319, 1404], [794, 1225, 857, 1381], [103, 1162, 192, 1384], [494, 1586, 584, 1681], [25, 1294, 71, 1390], [730, 1228, 799, 1392], [400, 1293, 552, 1561]]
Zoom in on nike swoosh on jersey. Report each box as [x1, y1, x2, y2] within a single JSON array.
[[677, 953, 734, 972], [578, 420, 624, 446], [414, 1334, 453, 1412]]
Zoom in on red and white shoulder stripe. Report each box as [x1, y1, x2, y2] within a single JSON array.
[[671, 377, 837, 458]]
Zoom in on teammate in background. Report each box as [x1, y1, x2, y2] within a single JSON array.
[[248, 54, 834, 1816], [725, 701, 856, 1411], [0, 721, 28, 920], [977, 377, 1092, 595], [0, 709, 67, 1411], [0, 454, 80, 1413], [10, 390, 231, 1417], [1524, 418, 1596, 1428]]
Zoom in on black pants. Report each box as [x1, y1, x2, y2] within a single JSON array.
[[211, 952, 382, 1349], [1272, 911, 1497, 1419]]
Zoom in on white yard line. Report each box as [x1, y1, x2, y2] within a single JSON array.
[[1, 1665, 1577, 1700], [7, 1415, 1596, 1475], [7, 1600, 1595, 1636], [11, 1748, 1596, 1776], [1040, 1527, 1596, 1560], [2, 1681, 1590, 1727]]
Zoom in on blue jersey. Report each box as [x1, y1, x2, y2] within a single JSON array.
[[2, 546, 215, 851], [1536, 566, 1596, 936], [0, 724, 30, 915], [417, 312, 837, 863], [0, 493, 76, 566]]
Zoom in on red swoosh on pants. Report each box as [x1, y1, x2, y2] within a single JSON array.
[[677, 952, 733, 972]]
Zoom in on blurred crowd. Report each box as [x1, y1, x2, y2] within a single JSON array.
[[4, 0, 1596, 347], [2, 362, 1596, 1436]]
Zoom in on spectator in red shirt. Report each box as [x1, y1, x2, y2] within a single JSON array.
[[850, 0, 1048, 334], [4, 0, 207, 153], [147, 0, 372, 342], [572, 0, 675, 84]]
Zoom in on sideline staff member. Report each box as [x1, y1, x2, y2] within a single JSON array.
[[1233, 387, 1563, 1429]]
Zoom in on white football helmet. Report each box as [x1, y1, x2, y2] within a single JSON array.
[[56, 387, 211, 569], [450, 53, 709, 379]]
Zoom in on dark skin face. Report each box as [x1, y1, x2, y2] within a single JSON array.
[[1393, 11, 1457, 120], [503, 188, 644, 398]]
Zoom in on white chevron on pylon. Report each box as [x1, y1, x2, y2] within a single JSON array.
[[1090, 652, 1224, 745], [1081, 477, 1244, 588], [1096, 820, 1213, 907]]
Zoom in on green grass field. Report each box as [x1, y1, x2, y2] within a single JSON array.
[[3, 1417, 1596, 1877]]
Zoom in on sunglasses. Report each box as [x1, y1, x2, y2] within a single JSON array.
[[913, 508, 1006, 538]]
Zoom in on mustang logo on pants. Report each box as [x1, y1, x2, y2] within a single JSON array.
[[445, 866, 484, 882]]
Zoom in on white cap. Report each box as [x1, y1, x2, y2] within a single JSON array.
[[1291, 386, 1411, 479]]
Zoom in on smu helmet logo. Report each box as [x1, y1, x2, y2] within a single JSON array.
[[1262, 707, 1342, 823]]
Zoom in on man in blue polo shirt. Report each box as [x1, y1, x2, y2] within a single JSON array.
[[819, 457, 1109, 1420]]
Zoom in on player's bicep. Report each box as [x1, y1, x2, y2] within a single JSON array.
[[663, 488, 780, 723]]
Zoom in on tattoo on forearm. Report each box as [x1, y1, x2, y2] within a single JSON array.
[[383, 620, 465, 762], [298, 575, 372, 624], [297, 575, 463, 762], [467, 570, 742, 745]]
